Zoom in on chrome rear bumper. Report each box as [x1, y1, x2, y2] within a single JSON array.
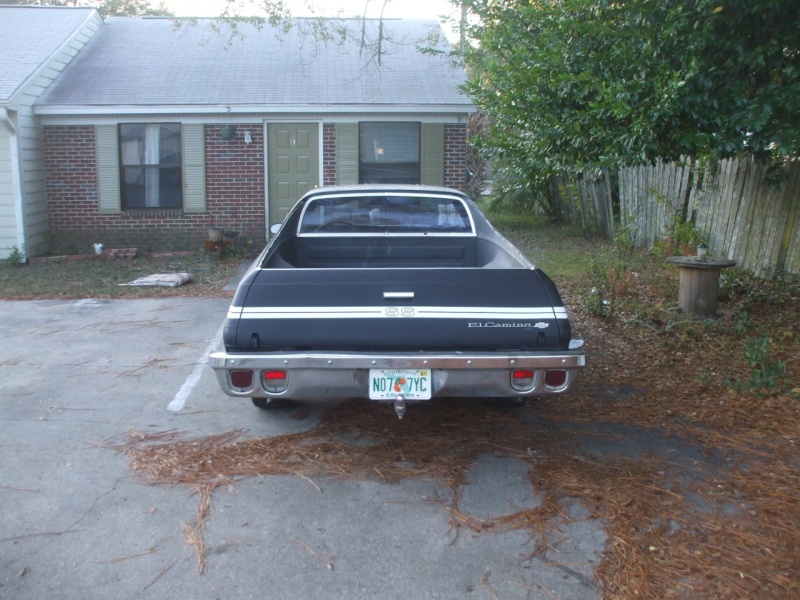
[[209, 349, 585, 402]]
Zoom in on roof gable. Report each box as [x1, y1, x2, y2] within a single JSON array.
[[0, 6, 98, 104], [37, 17, 472, 112]]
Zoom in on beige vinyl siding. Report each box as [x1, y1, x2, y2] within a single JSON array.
[[420, 123, 444, 186], [182, 124, 206, 213], [96, 124, 121, 214], [18, 14, 102, 256], [0, 127, 17, 259], [4, 11, 103, 257], [336, 123, 358, 185], [16, 105, 48, 256]]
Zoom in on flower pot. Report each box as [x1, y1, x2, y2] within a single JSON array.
[[220, 126, 237, 140], [208, 227, 224, 242]]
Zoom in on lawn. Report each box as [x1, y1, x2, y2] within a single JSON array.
[[0, 251, 242, 300]]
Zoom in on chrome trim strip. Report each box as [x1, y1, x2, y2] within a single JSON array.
[[229, 305, 567, 320]]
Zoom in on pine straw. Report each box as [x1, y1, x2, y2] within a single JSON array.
[[112, 393, 800, 596], [110, 275, 799, 596]]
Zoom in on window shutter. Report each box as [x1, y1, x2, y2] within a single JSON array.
[[336, 123, 358, 185], [182, 124, 206, 213], [421, 123, 444, 186], [96, 125, 121, 214]]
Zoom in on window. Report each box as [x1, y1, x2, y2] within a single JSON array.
[[359, 123, 420, 184], [298, 193, 474, 235], [119, 124, 182, 209]]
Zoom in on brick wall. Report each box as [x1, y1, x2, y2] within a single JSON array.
[[444, 123, 467, 191], [323, 123, 336, 186], [45, 125, 100, 253], [43, 121, 469, 255], [205, 124, 265, 249], [44, 124, 267, 254]]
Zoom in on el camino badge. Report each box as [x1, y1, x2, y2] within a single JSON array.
[[369, 369, 432, 400]]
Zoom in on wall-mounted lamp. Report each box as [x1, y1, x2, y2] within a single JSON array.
[[221, 125, 237, 140], [244, 130, 252, 145]]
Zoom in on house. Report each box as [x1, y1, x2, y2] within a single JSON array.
[[0, 6, 103, 260], [28, 12, 474, 255]]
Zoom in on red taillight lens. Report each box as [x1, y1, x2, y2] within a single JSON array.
[[511, 369, 535, 391], [544, 369, 567, 388], [230, 370, 254, 390], [262, 370, 288, 393], [263, 371, 287, 380]]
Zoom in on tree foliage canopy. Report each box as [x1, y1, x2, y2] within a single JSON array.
[[8, 0, 173, 18], [460, 0, 800, 187]]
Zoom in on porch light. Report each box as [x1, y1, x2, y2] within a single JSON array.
[[221, 125, 237, 140]]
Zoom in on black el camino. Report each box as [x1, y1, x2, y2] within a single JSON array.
[[210, 185, 585, 418]]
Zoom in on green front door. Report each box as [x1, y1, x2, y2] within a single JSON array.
[[267, 123, 320, 232]]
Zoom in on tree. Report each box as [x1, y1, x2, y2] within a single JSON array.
[[460, 0, 800, 206], [210, 0, 453, 68], [9, 0, 173, 18], [700, 0, 800, 158]]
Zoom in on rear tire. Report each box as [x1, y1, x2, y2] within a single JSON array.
[[252, 397, 291, 409]]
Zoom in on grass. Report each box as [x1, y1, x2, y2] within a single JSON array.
[[485, 207, 627, 282], [0, 252, 242, 300]]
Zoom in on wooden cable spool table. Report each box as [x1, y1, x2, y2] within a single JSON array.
[[666, 256, 737, 317]]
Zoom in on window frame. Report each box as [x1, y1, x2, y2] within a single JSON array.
[[358, 122, 421, 185], [118, 123, 183, 210], [296, 192, 476, 237]]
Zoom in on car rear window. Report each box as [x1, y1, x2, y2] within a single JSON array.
[[297, 194, 475, 236]]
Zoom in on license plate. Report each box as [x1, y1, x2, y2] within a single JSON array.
[[369, 369, 432, 400]]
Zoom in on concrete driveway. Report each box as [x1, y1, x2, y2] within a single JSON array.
[[0, 297, 606, 599]]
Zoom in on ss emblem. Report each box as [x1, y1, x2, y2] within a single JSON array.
[[385, 306, 416, 317]]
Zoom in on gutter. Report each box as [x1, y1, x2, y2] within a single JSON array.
[[35, 103, 476, 118], [1, 107, 26, 261]]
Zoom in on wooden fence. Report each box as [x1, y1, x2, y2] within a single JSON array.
[[618, 159, 694, 249], [690, 158, 800, 277], [551, 170, 615, 238], [559, 157, 800, 277]]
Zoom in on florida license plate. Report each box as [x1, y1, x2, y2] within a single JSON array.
[[369, 369, 432, 400]]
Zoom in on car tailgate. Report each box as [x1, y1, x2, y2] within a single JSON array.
[[225, 268, 572, 351]]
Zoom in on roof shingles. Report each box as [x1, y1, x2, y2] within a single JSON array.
[[0, 6, 96, 103], [37, 17, 471, 110]]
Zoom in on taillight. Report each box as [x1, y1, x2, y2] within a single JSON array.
[[230, 370, 254, 390], [262, 370, 288, 393], [544, 369, 567, 389], [511, 369, 535, 391]]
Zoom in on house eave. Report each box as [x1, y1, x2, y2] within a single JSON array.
[[34, 103, 476, 117]]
